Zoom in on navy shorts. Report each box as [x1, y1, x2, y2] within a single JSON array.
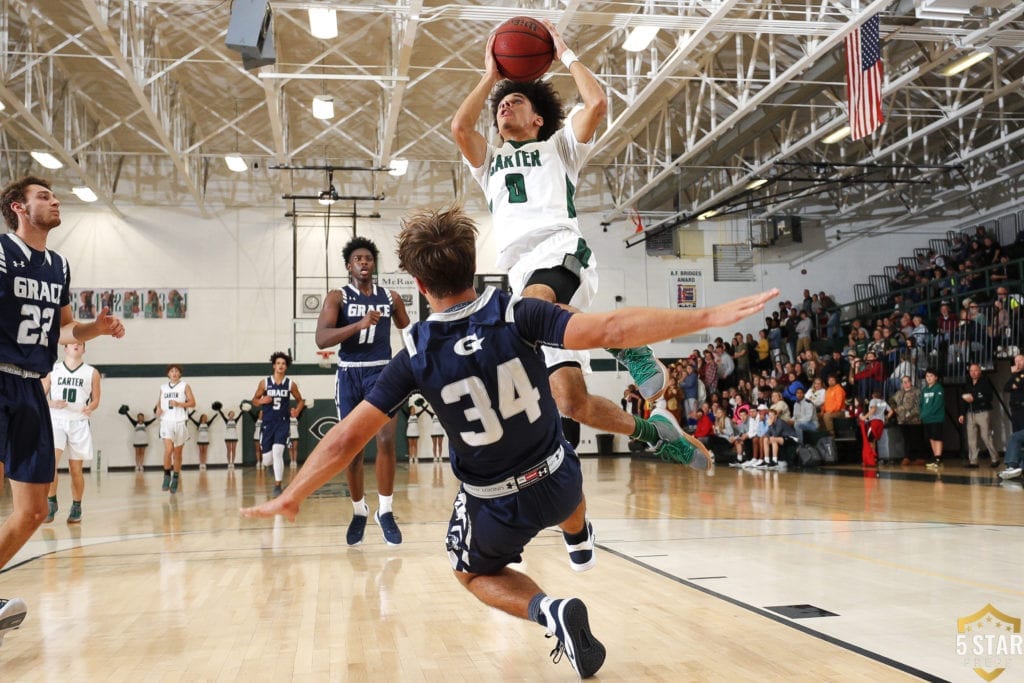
[[0, 373, 56, 484], [335, 365, 385, 417], [260, 418, 290, 453], [446, 451, 583, 575]]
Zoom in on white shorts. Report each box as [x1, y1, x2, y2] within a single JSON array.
[[160, 420, 187, 447], [506, 230, 597, 373], [52, 418, 94, 461]]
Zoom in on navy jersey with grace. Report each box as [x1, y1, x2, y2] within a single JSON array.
[[336, 284, 394, 363], [0, 233, 71, 374], [261, 376, 293, 425], [366, 287, 574, 487]]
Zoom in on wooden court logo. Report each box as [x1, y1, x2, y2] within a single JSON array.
[[956, 604, 1022, 681]]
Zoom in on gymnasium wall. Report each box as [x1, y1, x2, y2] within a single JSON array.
[[45, 202, 950, 464]]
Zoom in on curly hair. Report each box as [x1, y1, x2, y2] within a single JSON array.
[[1, 176, 52, 231], [342, 236, 379, 265], [269, 351, 292, 368], [489, 79, 566, 142]]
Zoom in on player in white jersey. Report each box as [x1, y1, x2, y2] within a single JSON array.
[[156, 364, 195, 494], [41, 342, 99, 523], [452, 20, 674, 456]]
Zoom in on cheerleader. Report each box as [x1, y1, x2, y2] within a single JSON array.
[[406, 393, 425, 462], [119, 406, 156, 472], [215, 402, 240, 469], [427, 404, 445, 462], [188, 410, 219, 470]]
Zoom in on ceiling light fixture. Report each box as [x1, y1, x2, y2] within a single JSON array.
[[623, 25, 659, 52], [71, 186, 98, 203], [318, 187, 339, 205], [746, 178, 768, 190], [823, 126, 851, 144], [312, 94, 334, 120], [697, 209, 719, 221], [30, 151, 63, 169], [224, 154, 248, 172], [307, 7, 338, 40], [388, 159, 409, 177], [943, 48, 994, 76]]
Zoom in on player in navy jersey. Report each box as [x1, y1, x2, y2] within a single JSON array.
[[452, 20, 684, 465], [252, 352, 305, 497], [245, 206, 776, 678], [0, 176, 125, 646], [315, 237, 410, 546]]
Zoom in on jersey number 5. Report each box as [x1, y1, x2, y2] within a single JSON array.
[[440, 358, 541, 446], [17, 304, 56, 346]]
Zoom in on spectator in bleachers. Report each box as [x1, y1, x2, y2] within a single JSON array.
[[980, 235, 1001, 266], [852, 352, 884, 399], [715, 343, 735, 391], [709, 404, 738, 461], [732, 332, 750, 383], [770, 390, 791, 422], [806, 377, 826, 411], [729, 406, 753, 466], [692, 408, 714, 445], [935, 302, 958, 343], [700, 349, 718, 395], [990, 255, 1011, 282], [754, 330, 771, 372], [821, 375, 847, 436], [762, 409, 797, 468], [795, 311, 813, 357], [867, 328, 887, 357], [792, 387, 819, 444], [821, 349, 849, 385]]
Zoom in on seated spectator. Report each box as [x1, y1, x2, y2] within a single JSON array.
[[821, 375, 848, 435], [991, 255, 1011, 282], [780, 373, 805, 406], [806, 377, 826, 410], [692, 408, 714, 445], [729, 406, 753, 466], [741, 404, 772, 467], [821, 350, 849, 386], [769, 390, 791, 422], [708, 404, 738, 461], [791, 387, 819, 443], [761, 409, 798, 468]]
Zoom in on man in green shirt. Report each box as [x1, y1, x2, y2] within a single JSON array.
[[920, 368, 945, 469]]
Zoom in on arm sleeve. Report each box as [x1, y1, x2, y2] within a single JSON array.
[[365, 351, 417, 418], [511, 298, 574, 348]]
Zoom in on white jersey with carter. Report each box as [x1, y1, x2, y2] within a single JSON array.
[[48, 362, 96, 421], [160, 381, 189, 423], [468, 107, 592, 270]]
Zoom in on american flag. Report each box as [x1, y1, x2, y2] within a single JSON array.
[[845, 14, 884, 141]]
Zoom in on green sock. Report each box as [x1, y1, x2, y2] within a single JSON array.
[[48, 496, 57, 504], [631, 415, 660, 444]]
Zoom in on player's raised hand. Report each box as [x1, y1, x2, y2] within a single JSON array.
[[705, 289, 780, 329], [241, 497, 299, 523], [483, 32, 499, 79], [95, 307, 126, 339], [540, 19, 568, 58]]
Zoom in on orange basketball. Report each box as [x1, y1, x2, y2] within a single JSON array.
[[492, 16, 555, 82]]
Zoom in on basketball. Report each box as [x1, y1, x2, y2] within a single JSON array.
[[492, 16, 555, 82]]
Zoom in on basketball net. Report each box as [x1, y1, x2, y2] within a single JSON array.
[[316, 350, 334, 369], [630, 209, 644, 234]]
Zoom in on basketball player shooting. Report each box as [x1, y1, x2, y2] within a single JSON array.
[[450, 19, 699, 465], [244, 206, 777, 678]]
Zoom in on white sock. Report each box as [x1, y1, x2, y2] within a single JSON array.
[[352, 498, 369, 516], [272, 444, 285, 482], [378, 493, 393, 514]]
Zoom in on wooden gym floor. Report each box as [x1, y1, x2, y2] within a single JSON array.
[[1, 455, 1022, 682]]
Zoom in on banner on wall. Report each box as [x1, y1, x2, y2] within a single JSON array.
[[669, 269, 702, 309], [71, 288, 189, 320], [380, 272, 421, 325]]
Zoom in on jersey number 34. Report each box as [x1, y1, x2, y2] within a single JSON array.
[[440, 358, 541, 447]]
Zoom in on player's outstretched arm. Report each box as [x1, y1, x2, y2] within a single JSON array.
[[563, 288, 780, 351], [241, 401, 389, 521]]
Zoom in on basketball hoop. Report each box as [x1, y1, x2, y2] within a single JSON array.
[[316, 350, 334, 368]]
